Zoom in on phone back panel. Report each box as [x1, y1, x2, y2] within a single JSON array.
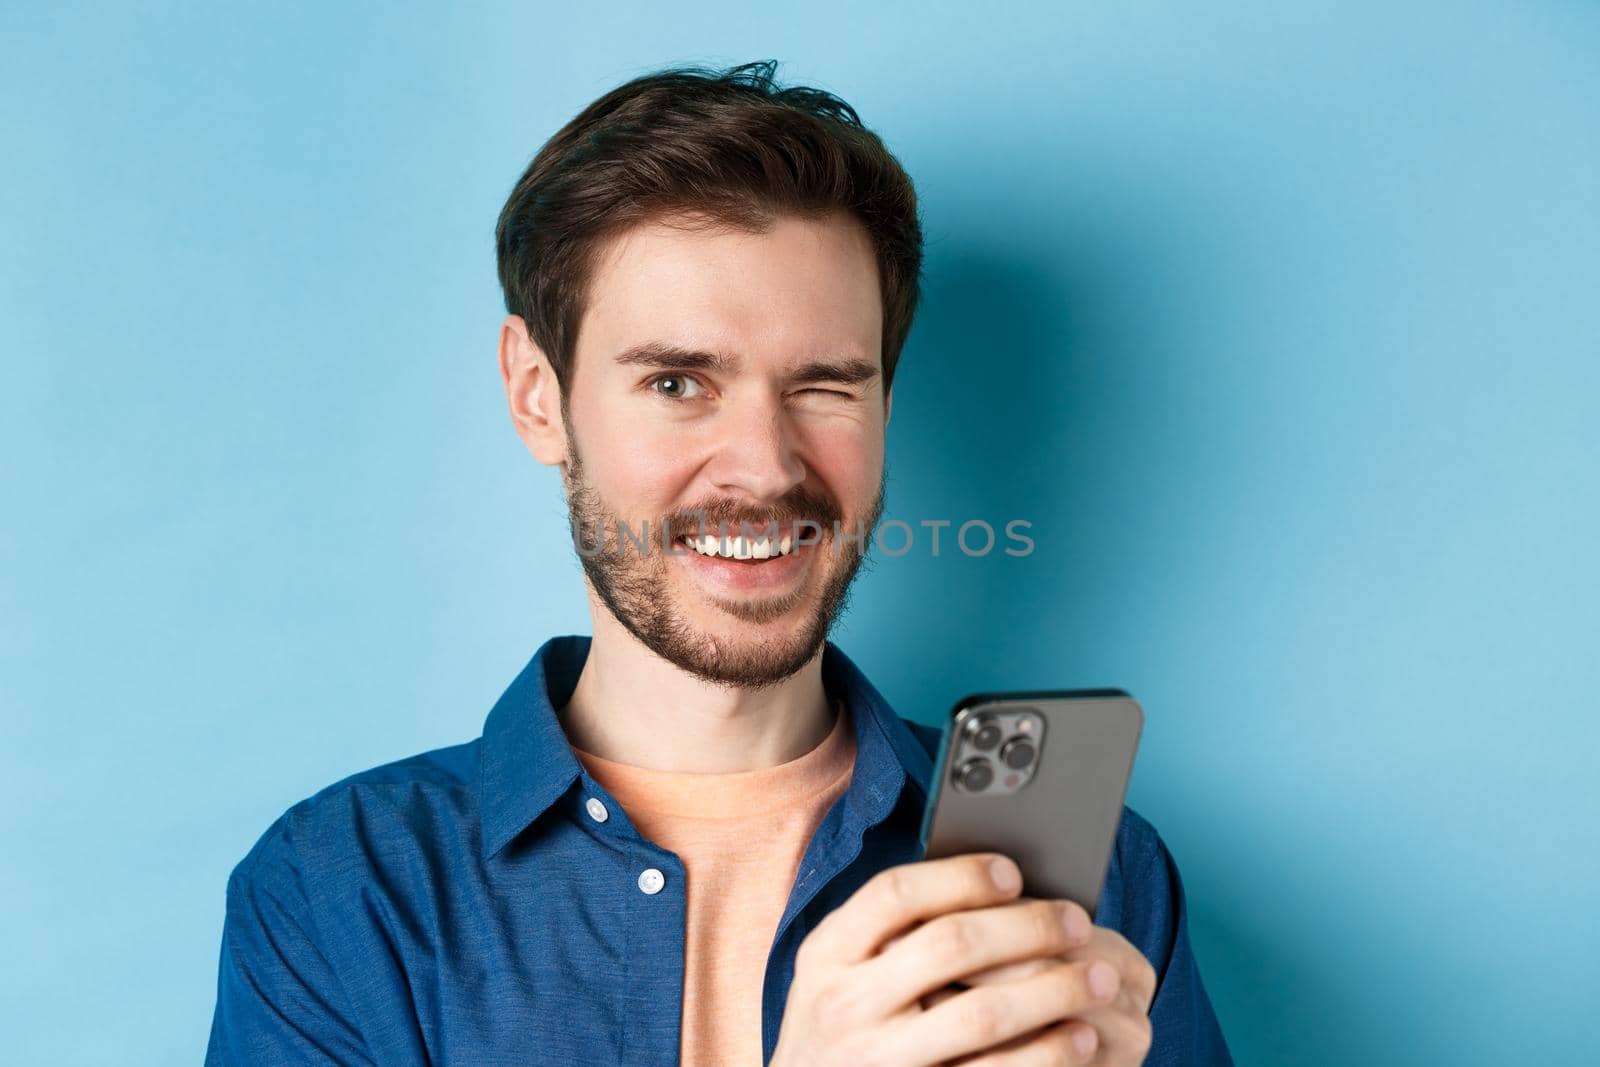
[[919, 690, 1143, 914]]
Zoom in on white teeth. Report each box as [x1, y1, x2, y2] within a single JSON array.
[[680, 531, 797, 559]]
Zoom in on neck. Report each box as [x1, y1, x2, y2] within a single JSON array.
[[558, 596, 836, 773]]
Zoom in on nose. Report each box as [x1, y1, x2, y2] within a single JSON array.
[[702, 390, 807, 503]]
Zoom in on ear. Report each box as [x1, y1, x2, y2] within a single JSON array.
[[499, 314, 568, 466]]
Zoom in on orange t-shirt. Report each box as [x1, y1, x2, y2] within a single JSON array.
[[570, 699, 856, 1066]]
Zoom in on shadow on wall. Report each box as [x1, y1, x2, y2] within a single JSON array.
[[860, 223, 1176, 704], [851, 215, 1359, 1061]]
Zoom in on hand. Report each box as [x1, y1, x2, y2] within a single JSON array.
[[907, 894, 1157, 1065], [770, 853, 1143, 1067]]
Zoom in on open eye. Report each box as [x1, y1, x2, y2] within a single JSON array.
[[649, 374, 706, 400]]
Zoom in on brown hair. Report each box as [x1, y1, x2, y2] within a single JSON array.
[[494, 60, 924, 399]]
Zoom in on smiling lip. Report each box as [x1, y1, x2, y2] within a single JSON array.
[[671, 533, 818, 593]]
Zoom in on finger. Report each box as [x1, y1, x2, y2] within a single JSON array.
[[955, 955, 1057, 987], [888, 958, 1115, 1065], [917, 960, 1054, 1015], [1052, 984, 1155, 1064], [1084, 986, 1149, 1028], [877, 894, 1058, 959], [930, 895, 1080, 989], [1058, 930, 1158, 1014], [983, 899, 1153, 1007], [801, 853, 1026, 968], [949, 1019, 1100, 1066], [883, 929, 1061, 979], [919, 967, 1125, 1055], [1071, 994, 1155, 1065], [937, 933, 1155, 1008], [923, 955, 1094, 1015], [855, 897, 1095, 1015], [914, 967, 1092, 1013], [883, 902, 1094, 985]]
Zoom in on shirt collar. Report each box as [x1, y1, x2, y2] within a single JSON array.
[[478, 634, 933, 860]]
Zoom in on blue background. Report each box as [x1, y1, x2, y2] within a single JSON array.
[[4, 2, 1596, 1063]]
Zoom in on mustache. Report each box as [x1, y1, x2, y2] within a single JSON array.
[[664, 488, 843, 542]]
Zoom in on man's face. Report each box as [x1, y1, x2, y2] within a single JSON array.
[[559, 209, 888, 689]]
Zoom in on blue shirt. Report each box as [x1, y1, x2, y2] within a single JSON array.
[[206, 635, 1231, 1065]]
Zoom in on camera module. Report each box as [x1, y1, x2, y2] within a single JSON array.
[[954, 757, 994, 792]]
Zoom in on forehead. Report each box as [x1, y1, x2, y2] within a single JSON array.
[[577, 210, 883, 368]]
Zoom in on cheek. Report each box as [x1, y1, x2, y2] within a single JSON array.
[[801, 422, 883, 502], [578, 410, 696, 510]]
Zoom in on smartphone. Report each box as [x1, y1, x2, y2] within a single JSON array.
[[919, 689, 1144, 916]]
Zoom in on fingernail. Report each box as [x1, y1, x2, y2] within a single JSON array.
[[1088, 961, 1119, 1001], [1061, 905, 1090, 942], [989, 857, 1021, 892], [1071, 1025, 1097, 1058]]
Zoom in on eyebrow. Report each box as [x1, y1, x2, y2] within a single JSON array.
[[614, 341, 879, 387]]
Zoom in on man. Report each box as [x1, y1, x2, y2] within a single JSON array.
[[205, 61, 1230, 1065]]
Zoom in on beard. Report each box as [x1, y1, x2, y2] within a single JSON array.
[[560, 433, 884, 690]]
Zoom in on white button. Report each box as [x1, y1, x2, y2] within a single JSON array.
[[637, 868, 665, 895], [585, 797, 609, 823]]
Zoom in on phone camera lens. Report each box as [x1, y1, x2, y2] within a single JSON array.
[[999, 737, 1036, 770], [966, 716, 1003, 751], [955, 757, 994, 792]]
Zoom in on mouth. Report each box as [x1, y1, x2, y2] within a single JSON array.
[[671, 528, 816, 594], [677, 530, 799, 561]]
